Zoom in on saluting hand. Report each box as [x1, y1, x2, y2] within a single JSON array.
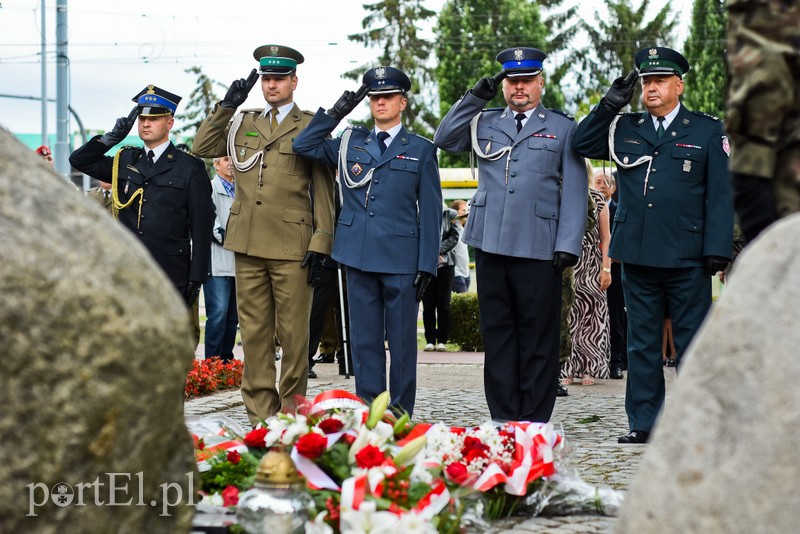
[[221, 69, 259, 109], [327, 83, 370, 120], [470, 70, 507, 101], [99, 106, 140, 147], [602, 69, 638, 111]]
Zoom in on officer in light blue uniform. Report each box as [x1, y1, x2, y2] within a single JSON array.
[[292, 66, 442, 416], [434, 47, 588, 423], [573, 46, 734, 444]]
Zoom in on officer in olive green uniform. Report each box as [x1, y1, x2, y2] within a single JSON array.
[[193, 45, 335, 424], [727, 0, 800, 243], [573, 47, 734, 444]]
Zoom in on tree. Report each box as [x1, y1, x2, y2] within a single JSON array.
[[435, 0, 548, 166], [576, 1, 679, 113], [682, 0, 727, 118], [344, 0, 438, 136], [174, 66, 226, 143], [537, 0, 582, 111]]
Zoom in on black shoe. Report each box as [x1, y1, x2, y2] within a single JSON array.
[[610, 367, 624, 379], [313, 353, 335, 364], [618, 430, 649, 444], [308, 368, 317, 379], [556, 382, 569, 397]]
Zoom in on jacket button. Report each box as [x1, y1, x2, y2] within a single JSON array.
[[256, 200, 262, 205], [510, 172, 516, 177], [509, 189, 515, 194], [649, 186, 655, 191], [369, 212, 374, 217], [651, 168, 657, 173], [265, 146, 271, 151], [647, 203, 653, 208], [261, 163, 267, 168], [300, 217, 305, 222], [654, 151, 659, 156], [512, 157, 518, 162], [373, 179, 379, 184], [370, 195, 375, 200]]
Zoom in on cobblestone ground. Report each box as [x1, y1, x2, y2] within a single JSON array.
[[186, 359, 675, 533]]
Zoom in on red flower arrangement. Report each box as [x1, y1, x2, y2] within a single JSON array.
[[185, 357, 243, 399]]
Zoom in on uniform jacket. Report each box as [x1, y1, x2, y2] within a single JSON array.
[[69, 137, 214, 288], [192, 103, 334, 260], [86, 186, 113, 212], [434, 92, 588, 260], [209, 175, 236, 277], [292, 109, 442, 275], [573, 103, 734, 268]]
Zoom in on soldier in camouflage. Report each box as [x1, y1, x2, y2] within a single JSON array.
[[727, 0, 800, 242]]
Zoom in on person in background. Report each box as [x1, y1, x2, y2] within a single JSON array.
[[86, 179, 113, 212], [35, 145, 54, 166], [292, 66, 441, 417], [192, 44, 335, 424], [204, 156, 239, 362], [434, 47, 588, 423], [422, 205, 462, 352], [69, 84, 214, 314], [573, 46, 733, 444], [450, 199, 471, 293]]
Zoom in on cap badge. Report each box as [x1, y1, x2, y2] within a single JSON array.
[[649, 48, 658, 58], [269, 45, 279, 56], [514, 49, 524, 61], [375, 67, 386, 80], [146, 84, 155, 95]]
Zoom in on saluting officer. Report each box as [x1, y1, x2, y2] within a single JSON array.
[[192, 45, 335, 424], [292, 66, 442, 416], [573, 46, 734, 444], [434, 47, 588, 423], [69, 85, 214, 307]]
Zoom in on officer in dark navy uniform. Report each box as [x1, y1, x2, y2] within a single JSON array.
[[293, 66, 442, 416], [572, 47, 734, 444], [70, 85, 214, 307], [434, 47, 588, 423]]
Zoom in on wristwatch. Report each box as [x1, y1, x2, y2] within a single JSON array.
[[602, 267, 611, 273]]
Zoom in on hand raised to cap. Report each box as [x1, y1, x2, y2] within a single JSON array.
[[99, 105, 140, 147], [602, 69, 638, 111], [327, 83, 370, 121], [221, 68, 259, 109], [471, 70, 506, 101]]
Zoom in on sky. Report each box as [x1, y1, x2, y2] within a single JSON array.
[[1, 0, 692, 140]]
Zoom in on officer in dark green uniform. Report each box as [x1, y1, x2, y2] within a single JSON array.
[[573, 47, 734, 444]]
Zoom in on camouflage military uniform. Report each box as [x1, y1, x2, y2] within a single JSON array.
[[727, 0, 800, 236]]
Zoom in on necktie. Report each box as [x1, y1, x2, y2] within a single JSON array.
[[147, 149, 155, 167], [515, 113, 526, 133], [270, 108, 279, 133], [377, 131, 390, 154], [103, 190, 110, 200], [656, 116, 666, 139]]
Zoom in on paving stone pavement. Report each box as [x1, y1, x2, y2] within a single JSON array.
[[185, 353, 676, 533]]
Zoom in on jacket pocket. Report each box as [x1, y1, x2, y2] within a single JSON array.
[[224, 200, 241, 246], [282, 207, 312, 255], [677, 216, 704, 259], [533, 200, 559, 253]]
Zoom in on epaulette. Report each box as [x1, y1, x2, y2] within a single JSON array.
[[118, 145, 140, 152], [548, 108, 574, 120], [174, 149, 205, 162], [691, 110, 720, 121], [302, 109, 317, 117], [409, 131, 433, 144], [481, 107, 504, 113], [347, 125, 370, 133], [240, 108, 264, 115]]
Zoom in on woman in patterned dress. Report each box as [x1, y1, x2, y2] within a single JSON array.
[[561, 184, 612, 385]]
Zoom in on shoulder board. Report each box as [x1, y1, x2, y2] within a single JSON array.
[[346, 125, 370, 133], [691, 110, 720, 121], [174, 150, 205, 162], [409, 132, 433, 144], [480, 107, 504, 113], [240, 108, 264, 115], [548, 108, 574, 120], [302, 109, 317, 117], [119, 145, 140, 151]]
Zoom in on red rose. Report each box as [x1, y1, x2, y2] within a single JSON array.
[[296, 433, 328, 459], [464, 447, 487, 463], [318, 418, 345, 434], [221, 485, 239, 506], [445, 462, 470, 485], [340, 433, 356, 446], [243, 427, 268, 449], [355, 444, 386, 469], [226, 450, 241, 464], [462, 436, 487, 453]]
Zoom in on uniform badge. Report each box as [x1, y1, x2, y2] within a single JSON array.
[[722, 135, 731, 157], [638, 118, 645, 124], [671, 131, 676, 136], [124, 182, 129, 195], [514, 49, 524, 61], [239, 147, 246, 157], [623, 156, 629, 164], [683, 118, 690, 125], [683, 160, 692, 173], [269, 45, 279, 55], [649, 48, 658, 58], [485, 141, 492, 153], [538, 112, 545, 120], [351, 162, 363, 176], [375, 67, 386, 80]]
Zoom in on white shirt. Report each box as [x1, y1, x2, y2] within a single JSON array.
[[146, 139, 170, 163], [374, 122, 403, 150], [262, 101, 295, 126], [651, 103, 681, 131]]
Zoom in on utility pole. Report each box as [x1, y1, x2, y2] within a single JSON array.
[[41, 0, 47, 147], [55, 0, 69, 180]]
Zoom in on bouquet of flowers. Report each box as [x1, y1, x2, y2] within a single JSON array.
[[189, 389, 623, 533]]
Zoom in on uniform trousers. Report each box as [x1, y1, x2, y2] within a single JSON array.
[[346, 267, 418, 416], [608, 263, 628, 371], [236, 253, 312, 424], [475, 250, 561, 422], [622, 263, 711, 432]]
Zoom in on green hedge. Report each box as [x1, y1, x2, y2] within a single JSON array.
[[449, 292, 483, 352]]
